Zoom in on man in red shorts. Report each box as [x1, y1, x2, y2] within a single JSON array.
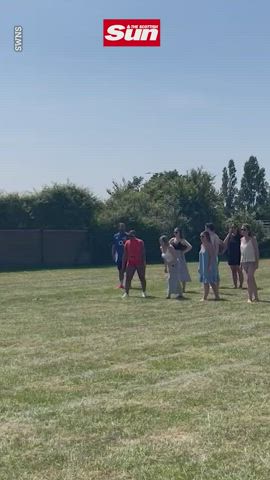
[[121, 230, 147, 298]]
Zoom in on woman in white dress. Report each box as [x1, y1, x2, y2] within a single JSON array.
[[240, 224, 259, 303], [159, 235, 183, 299], [170, 228, 192, 293]]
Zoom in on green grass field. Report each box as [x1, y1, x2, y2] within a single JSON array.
[[0, 261, 269, 480]]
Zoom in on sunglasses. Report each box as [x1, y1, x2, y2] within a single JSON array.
[[241, 228, 247, 231]]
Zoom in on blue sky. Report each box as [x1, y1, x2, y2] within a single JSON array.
[[1, 0, 270, 199]]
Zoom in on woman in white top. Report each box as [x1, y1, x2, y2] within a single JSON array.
[[160, 235, 183, 299], [240, 224, 259, 303]]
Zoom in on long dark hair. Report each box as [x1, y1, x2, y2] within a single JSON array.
[[173, 227, 183, 238], [230, 224, 241, 236], [173, 227, 186, 250]]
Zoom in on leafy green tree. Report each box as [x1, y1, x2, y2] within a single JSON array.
[[30, 182, 100, 229], [0, 193, 32, 228], [101, 176, 150, 229], [256, 191, 270, 219], [222, 166, 229, 205], [221, 159, 238, 215], [184, 168, 225, 232], [99, 176, 161, 263], [239, 156, 269, 214], [106, 176, 144, 196], [142, 171, 184, 232], [141, 168, 225, 256]]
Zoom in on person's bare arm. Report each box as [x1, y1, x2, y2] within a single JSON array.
[[160, 246, 167, 272], [182, 239, 192, 253], [222, 232, 231, 253], [142, 242, 146, 266], [218, 237, 225, 253], [207, 245, 215, 270], [112, 244, 116, 261], [252, 237, 260, 268], [122, 245, 127, 272]]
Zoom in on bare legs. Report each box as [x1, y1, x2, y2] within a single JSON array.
[[238, 266, 244, 288], [137, 265, 146, 294], [243, 264, 258, 302], [125, 265, 146, 295], [202, 283, 209, 300], [118, 268, 124, 286], [201, 283, 219, 301], [230, 265, 243, 288], [211, 283, 220, 300]]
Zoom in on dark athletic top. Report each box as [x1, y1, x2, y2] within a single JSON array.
[[113, 232, 128, 263]]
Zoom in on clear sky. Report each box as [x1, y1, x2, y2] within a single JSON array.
[[1, 0, 270, 199]]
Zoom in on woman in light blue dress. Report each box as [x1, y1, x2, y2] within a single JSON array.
[[199, 230, 220, 301]]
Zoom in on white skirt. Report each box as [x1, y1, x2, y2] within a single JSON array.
[[176, 253, 191, 282]]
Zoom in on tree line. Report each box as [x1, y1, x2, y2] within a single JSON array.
[[1, 156, 270, 262]]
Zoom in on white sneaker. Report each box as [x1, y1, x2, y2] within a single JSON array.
[[122, 292, 128, 299], [141, 292, 147, 298]]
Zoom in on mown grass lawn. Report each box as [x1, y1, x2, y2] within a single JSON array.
[[0, 260, 269, 480]]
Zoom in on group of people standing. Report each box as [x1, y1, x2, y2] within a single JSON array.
[[112, 222, 260, 303]]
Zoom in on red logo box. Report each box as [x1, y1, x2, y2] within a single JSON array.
[[103, 19, 160, 47]]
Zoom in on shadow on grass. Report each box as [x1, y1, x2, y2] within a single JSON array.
[[219, 286, 236, 290], [125, 294, 159, 299], [220, 293, 237, 297], [219, 286, 247, 291], [207, 297, 228, 302]]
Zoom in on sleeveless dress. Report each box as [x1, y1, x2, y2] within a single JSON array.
[[172, 241, 191, 282], [161, 251, 181, 295], [199, 246, 219, 284], [240, 239, 256, 263], [227, 234, 241, 266]]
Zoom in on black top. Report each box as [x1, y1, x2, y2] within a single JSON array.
[[227, 233, 241, 265], [172, 240, 186, 251]]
